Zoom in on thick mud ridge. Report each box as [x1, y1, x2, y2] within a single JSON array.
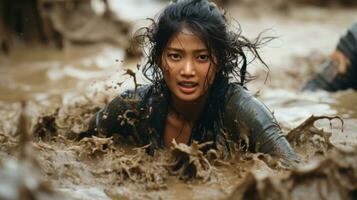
[[0, 98, 356, 200], [228, 146, 357, 200]]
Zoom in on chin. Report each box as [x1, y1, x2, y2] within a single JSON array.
[[178, 96, 199, 102], [175, 92, 204, 102]]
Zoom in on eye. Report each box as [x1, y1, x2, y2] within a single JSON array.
[[197, 54, 209, 62], [168, 53, 181, 61]]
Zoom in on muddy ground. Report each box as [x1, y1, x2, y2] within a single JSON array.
[[0, 1, 357, 200]]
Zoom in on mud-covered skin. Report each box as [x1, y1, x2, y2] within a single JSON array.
[[303, 22, 357, 91], [85, 83, 298, 165]]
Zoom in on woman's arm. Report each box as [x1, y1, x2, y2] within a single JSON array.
[[224, 85, 300, 166]]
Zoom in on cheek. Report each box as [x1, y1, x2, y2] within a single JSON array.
[[161, 65, 176, 84], [161, 60, 181, 81]]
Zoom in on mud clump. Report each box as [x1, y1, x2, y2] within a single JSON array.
[[166, 140, 216, 182], [33, 109, 59, 141], [286, 115, 344, 159], [250, 153, 287, 170], [228, 146, 357, 200], [32, 97, 102, 140], [0, 131, 17, 153], [56, 99, 100, 139], [78, 136, 115, 158], [92, 148, 168, 190]]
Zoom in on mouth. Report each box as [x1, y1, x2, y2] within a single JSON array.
[[177, 81, 198, 94]]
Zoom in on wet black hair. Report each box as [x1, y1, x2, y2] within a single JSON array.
[[136, 0, 270, 87]]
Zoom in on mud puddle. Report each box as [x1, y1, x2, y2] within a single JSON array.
[[0, 96, 355, 200], [1, 2, 357, 200]]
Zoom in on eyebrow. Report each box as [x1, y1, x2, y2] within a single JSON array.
[[166, 47, 208, 52]]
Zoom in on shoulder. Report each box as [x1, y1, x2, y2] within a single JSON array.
[[104, 84, 155, 112], [120, 85, 154, 100], [223, 83, 280, 141], [224, 82, 252, 104], [224, 82, 273, 120]]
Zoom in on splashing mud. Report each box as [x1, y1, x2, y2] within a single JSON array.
[[228, 147, 357, 200], [166, 140, 215, 182], [1, 1, 357, 200], [2, 97, 355, 199], [0, 103, 64, 200], [286, 115, 344, 160]]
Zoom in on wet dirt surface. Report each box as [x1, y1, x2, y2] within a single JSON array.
[[1, 2, 357, 200]]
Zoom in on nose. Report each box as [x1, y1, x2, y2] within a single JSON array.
[[180, 58, 196, 77]]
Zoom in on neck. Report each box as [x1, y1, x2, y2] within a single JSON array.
[[169, 93, 209, 123]]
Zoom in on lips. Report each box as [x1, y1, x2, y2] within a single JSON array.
[[178, 81, 198, 94]]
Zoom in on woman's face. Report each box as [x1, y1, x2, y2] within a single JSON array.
[[161, 28, 216, 102]]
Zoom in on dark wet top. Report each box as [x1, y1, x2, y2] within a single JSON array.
[[85, 82, 299, 164]]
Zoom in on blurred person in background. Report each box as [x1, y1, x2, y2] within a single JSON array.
[[303, 23, 357, 91]]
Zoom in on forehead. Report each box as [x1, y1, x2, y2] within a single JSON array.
[[166, 28, 207, 51]]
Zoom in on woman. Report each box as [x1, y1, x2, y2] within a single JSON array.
[[83, 0, 299, 165]]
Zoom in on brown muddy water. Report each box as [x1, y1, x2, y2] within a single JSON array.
[[1, 3, 357, 200]]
